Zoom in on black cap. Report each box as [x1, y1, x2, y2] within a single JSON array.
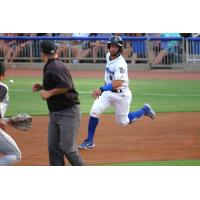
[[41, 40, 57, 54]]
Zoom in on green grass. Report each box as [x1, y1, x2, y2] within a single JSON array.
[[5, 77, 200, 116], [109, 160, 200, 166], [4, 76, 200, 166]]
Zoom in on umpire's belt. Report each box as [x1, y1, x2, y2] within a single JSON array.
[[111, 89, 122, 93]]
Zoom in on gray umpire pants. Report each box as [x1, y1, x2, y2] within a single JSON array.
[[48, 105, 84, 166]]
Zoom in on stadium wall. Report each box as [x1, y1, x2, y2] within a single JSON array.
[[4, 62, 200, 71]]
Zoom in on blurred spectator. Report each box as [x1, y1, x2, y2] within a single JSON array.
[[1, 33, 17, 63], [52, 33, 60, 36], [116, 33, 147, 64], [146, 33, 161, 64], [152, 33, 181, 65], [31, 33, 53, 62], [37, 33, 52, 36], [91, 33, 113, 63], [56, 33, 73, 62], [71, 33, 91, 63], [57, 40, 68, 59], [180, 33, 192, 38], [0, 33, 8, 62], [131, 33, 147, 64], [8, 33, 34, 62]]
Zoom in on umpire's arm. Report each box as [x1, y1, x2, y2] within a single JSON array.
[[40, 88, 68, 100]]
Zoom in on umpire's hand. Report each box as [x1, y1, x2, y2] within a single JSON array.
[[32, 83, 43, 92], [40, 90, 51, 100]]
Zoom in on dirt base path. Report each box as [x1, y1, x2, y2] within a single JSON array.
[[6, 68, 200, 80], [5, 113, 199, 166]]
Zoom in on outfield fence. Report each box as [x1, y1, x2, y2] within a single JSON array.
[[0, 36, 200, 69]]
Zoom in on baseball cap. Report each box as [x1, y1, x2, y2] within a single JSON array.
[[41, 40, 57, 54]]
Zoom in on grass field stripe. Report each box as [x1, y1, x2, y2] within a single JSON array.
[[10, 89, 32, 92], [10, 89, 92, 94], [142, 93, 200, 97], [10, 90, 200, 97]]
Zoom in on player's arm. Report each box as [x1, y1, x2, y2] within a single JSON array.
[[99, 79, 123, 92], [92, 64, 125, 99], [39, 69, 72, 100], [92, 80, 123, 99], [100, 63, 126, 92], [112, 80, 123, 89]]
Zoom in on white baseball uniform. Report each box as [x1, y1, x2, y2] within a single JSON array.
[[90, 52, 132, 126], [0, 82, 21, 165]]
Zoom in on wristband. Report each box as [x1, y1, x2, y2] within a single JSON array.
[[99, 83, 113, 92]]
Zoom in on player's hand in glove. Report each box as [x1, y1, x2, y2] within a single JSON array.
[[4, 113, 32, 131], [92, 89, 102, 99]]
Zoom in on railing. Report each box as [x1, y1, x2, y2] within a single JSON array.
[[186, 37, 200, 63], [0, 36, 199, 68]]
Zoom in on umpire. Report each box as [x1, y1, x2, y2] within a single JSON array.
[[32, 40, 84, 166]]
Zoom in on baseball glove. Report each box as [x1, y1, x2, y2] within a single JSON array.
[[6, 113, 32, 131]]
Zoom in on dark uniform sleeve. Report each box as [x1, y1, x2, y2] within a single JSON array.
[[0, 85, 7, 101]]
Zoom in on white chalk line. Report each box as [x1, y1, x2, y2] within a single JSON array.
[[9, 89, 200, 97]]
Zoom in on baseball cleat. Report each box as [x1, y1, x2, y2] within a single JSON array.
[[143, 103, 156, 119], [78, 139, 95, 149]]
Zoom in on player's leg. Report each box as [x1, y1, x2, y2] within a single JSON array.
[[113, 91, 155, 125], [48, 113, 65, 166], [128, 107, 146, 123], [128, 103, 156, 123], [114, 91, 132, 126], [59, 105, 84, 166], [115, 105, 155, 125], [114, 90, 145, 124], [78, 92, 111, 149], [0, 128, 21, 166]]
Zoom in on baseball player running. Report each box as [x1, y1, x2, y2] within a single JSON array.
[[79, 36, 156, 149], [0, 62, 21, 165]]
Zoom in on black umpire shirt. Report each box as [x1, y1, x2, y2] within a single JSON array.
[[43, 58, 80, 112]]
